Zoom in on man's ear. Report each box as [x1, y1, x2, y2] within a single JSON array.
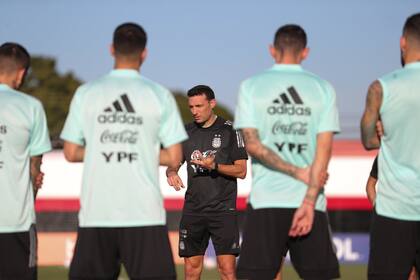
[[210, 98, 217, 109]]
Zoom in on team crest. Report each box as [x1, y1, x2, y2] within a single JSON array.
[[212, 134, 222, 148]]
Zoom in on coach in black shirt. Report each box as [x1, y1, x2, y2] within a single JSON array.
[[166, 85, 248, 280]]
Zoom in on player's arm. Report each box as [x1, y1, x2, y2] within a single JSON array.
[[30, 155, 43, 198], [215, 159, 247, 179], [163, 143, 185, 191], [289, 131, 333, 237], [240, 128, 309, 183], [63, 141, 85, 162], [361, 80, 383, 150], [191, 157, 247, 179]]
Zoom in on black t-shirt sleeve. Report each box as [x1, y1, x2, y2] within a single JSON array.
[[229, 129, 248, 161], [370, 156, 378, 179]]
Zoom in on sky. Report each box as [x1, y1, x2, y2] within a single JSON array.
[[1, 0, 419, 138]]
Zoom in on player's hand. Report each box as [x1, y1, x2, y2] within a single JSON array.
[[294, 166, 310, 185], [167, 172, 185, 191], [376, 120, 384, 138], [289, 201, 315, 237], [33, 172, 44, 190], [318, 170, 329, 187], [366, 177, 377, 206], [191, 154, 216, 171]]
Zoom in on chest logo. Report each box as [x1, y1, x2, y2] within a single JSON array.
[[212, 134, 222, 148]]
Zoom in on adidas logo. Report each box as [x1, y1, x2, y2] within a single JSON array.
[[273, 87, 303, 105], [97, 94, 143, 125], [104, 94, 135, 113], [267, 86, 311, 116]]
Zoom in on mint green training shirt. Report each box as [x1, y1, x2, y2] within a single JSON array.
[[377, 62, 420, 221], [61, 69, 187, 227], [0, 84, 52, 233], [234, 64, 340, 211]]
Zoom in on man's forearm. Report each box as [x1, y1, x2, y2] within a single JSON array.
[[215, 160, 247, 179], [241, 128, 297, 177], [304, 132, 333, 204], [63, 141, 85, 162], [161, 143, 183, 169], [30, 155, 42, 197]]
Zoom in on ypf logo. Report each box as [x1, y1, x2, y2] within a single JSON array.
[[0, 125, 6, 134], [97, 94, 143, 125], [267, 86, 311, 116]]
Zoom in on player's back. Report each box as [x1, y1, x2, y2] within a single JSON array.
[[61, 69, 186, 227], [0, 84, 51, 232], [235, 64, 339, 210], [377, 62, 420, 220]]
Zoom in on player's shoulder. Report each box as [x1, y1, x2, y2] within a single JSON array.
[[379, 67, 407, 83], [5, 88, 44, 110], [216, 117, 236, 133], [300, 69, 335, 95], [138, 75, 171, 96]]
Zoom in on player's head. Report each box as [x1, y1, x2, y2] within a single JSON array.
[[187, 85, 217, 125], [0, 42, 30, 89], [111, 23, 147, 66], [270, 24, 309, 64], [401, 13, 420, 66]]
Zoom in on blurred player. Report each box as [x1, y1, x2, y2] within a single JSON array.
[[361, 12, 420, 279], [166, 85, 247, 280], [234, 24, 340, 279], [0, 43, 51, 280], [61, 23, 187, 279]]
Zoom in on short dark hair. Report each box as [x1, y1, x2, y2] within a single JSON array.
[[403, 13, 420, 45], [274, 24, 307, 53], [187, 85, 215, 101], [113, 23, 147, 57], [0, 42, 30, 74]]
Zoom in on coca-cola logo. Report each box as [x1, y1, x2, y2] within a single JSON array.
[[272, 121, 308, 135], [100, 129, 139, 144]]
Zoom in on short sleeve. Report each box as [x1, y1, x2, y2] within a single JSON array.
[[318, 82, 340, 133], [234, 81, 258, 129], [29, 102, 52, 156], [60, 87, 85, 145], [229, 129, 248, 161], [158, 92, 188, 147]]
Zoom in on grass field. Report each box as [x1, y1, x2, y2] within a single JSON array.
[[39, 264, 367, 279]]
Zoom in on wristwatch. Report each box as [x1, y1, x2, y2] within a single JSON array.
[[214, 162, 218, 171]]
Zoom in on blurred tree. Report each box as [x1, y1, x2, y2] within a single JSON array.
[[20, 57, 233, 147]]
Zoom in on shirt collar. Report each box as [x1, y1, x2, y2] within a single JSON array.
[[404, 61, 420, 69], [109, 69, 141, 77], [0, 83, 11, 90], [271, 64, 303, 71]]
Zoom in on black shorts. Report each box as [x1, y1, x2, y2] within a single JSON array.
[[368, 211, 420, 279], [178, 213, 240, 258], [69, 226, 176, 280], [237, 205, 339, 280], [0, 225, 37, 280]]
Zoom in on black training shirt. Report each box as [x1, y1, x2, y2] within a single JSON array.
[[182, 116, 248, 215]]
